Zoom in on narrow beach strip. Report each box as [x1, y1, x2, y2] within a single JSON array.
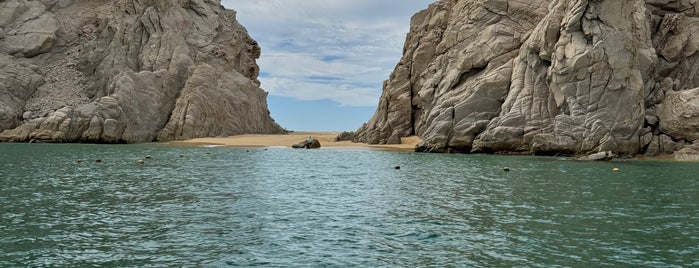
[[167, 132, 421, 152]]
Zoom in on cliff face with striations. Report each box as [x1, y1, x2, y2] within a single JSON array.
[[356, 0, 699, 157], [0, 0, 284, 143]]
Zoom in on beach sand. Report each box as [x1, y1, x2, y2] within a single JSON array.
[[168, 132, 421, 152]]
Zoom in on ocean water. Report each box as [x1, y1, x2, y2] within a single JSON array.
[[0, 143, 697, 267]]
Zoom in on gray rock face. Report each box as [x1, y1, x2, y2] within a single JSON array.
[[355, 0, 699, 157], [0, 0, 284, 143], [0, 55, 44, 133]]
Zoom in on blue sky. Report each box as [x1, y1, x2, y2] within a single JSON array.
[[221, 0, 434, 131]]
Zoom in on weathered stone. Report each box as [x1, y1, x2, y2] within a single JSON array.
[[576, 151, 616, 161], [22, 111, 32, 120], [0, 0, 284, 143], [83, 116, 102, 141], [0, 55, 44, 133], [657, 87, 699, 141], [674, 144, 699, 160], [387, 131, 403, 145], [335, 131, 355, 142], [645, 134, 680, 157], [356, 0, 699, 157], [0, 0, 58, 57], [645, 115, 659, 127], [292, 138, 321, 149], [157, 64, 279, 141], [640, 129, 654, 149]]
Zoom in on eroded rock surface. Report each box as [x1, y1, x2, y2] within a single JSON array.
[[356, 0, 699, 157], [0, 0, 284, 143]]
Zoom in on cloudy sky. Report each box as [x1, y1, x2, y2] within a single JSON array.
[[221, 0, 433, 131]]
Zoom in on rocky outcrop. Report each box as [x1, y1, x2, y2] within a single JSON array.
[[675, 143, 699, 160], [355, 0, 699, 157], [292, 138, 321, 149], [334, 131, 355, 142], [0, 0, 284, 143], [575, 151, 616, 161]]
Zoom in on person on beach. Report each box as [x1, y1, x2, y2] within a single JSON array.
[[305, 136, 314, 149]]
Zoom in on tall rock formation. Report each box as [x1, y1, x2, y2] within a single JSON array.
[[0, 0, 284, 143], [355, 0, 699, 157]]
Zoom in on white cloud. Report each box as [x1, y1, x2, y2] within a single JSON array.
[[222, 0, 433, 106], [260, 77, 380, 107]]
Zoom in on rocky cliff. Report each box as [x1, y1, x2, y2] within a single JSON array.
[[355, 0, 699, 157], [0, 0, 284, 143]]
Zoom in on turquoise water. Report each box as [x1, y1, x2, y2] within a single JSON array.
[[0, 143, 697, 267]]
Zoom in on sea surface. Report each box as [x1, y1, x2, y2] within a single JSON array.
[[0, 143, 697, 267]]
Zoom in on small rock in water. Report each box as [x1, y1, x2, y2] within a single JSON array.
[[503, 167, 510, 172], [137, 160, 145, 165], [394, 166, 401, 170], [96, 159, 102, 163], [613, 167, 620, 172], [145, 155, 152, 159], [76, 160, 82, 164]]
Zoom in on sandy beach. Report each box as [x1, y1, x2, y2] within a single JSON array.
[[168, 132, 421, 152]]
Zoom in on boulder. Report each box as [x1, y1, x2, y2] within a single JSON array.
[[674, 144, 699, 160], [657, 87, 699, 141], [645, 134, 681, 157], [335, 131, 355, 141], [292, 138, 321, 149], [576, 151, 616, 161]]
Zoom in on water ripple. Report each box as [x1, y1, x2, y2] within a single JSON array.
[[0, 144, 697, 267]]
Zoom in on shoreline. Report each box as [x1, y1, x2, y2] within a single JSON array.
[[167, 133, 699, 162], [1, 136, 696, 161], [167, 132, 422, 152]]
